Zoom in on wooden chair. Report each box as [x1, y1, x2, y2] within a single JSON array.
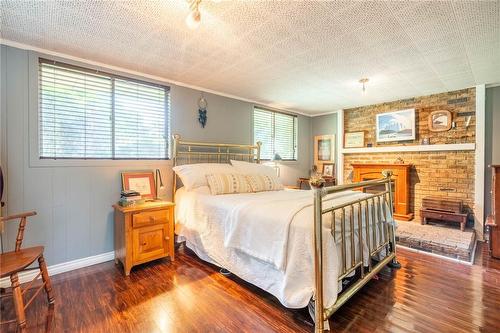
[[0, 211, 55, 332]]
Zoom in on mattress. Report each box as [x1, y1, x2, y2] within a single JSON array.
[[174, 187, 387, 309]]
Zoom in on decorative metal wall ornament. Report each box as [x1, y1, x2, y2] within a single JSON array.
[[198, 94, 207, 128]]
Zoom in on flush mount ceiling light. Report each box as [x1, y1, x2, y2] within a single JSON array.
[[186, 0, 202, 30], [359, 78, 369, 94]]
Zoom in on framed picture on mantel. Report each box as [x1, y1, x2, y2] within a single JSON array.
[[344, 131, 365, 148], [376, 109, 415, 142]]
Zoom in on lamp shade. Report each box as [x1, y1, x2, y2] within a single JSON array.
[[272, 153, 282, 162]]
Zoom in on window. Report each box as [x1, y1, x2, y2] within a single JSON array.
[[39, 59, 169, 159], [253, 107, 298, 160]]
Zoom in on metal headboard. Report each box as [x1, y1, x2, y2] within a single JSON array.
[[171, 134, 262, 197]]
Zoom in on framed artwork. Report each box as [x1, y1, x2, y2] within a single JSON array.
[[428, 110, 452, 132], [314, 135, 335, 167], [121, 171, 155, 199], [322, 163, 335, 177], [344, 131, 365, 148], [376, 109, 415, 142]]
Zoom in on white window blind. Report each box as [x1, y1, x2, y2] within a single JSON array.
[[39, 59, 169, 160], [253, 107, 297, 160]]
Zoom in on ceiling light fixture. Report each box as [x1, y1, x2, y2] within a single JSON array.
[[186, 0, 202, 30], [359, 78, 369, 94]]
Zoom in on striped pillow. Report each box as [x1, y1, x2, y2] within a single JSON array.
[[206, 174, 253, 195], [246, 174, 284, 192]]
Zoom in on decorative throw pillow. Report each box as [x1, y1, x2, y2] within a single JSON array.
[[206, 173, 253, 195], [246, 174, 284, 192]]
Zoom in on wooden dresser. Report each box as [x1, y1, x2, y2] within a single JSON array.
[[113, 201, 175, 275], [486, 165, 500, 259]]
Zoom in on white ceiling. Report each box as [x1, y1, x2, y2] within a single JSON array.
[[1, 0, 499, 115]]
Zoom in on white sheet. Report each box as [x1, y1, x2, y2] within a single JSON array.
[[175, 187, 388, 309]]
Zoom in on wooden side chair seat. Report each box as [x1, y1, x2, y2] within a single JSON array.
[[0, 211, 55, 332]]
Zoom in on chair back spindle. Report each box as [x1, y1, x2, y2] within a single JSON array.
[[15, 217, 27, 251]]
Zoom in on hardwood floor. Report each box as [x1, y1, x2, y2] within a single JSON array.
[[1, 242, 499, 333]]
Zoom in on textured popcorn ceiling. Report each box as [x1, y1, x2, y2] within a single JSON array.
[[1, 0, 499, 115]]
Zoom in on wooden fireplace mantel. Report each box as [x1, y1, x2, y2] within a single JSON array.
[[351, 163, 413, 221]]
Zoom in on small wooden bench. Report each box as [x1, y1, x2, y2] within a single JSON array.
[[420, 196, 468, 231]]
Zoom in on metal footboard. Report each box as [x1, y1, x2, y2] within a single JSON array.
[[312, 171, 400, 332]]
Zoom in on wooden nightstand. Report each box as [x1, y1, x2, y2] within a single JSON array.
[[113, 201, 175, 276]]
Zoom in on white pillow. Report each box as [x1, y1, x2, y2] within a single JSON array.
[[173, 163, 236, 191], [230, 160, 278, 178], [191, 186, 211, 194]]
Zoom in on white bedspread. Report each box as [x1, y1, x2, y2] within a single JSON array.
[[224, 190, 313, 271], [175, 187, 388, 309], [224, 190, 372, 271]]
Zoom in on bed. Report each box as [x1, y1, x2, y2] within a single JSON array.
[[171, 135, 400, 332]]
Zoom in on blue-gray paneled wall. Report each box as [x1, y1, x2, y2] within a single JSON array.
[[0, 44, 312, 265], [311, 113, 338, 164]]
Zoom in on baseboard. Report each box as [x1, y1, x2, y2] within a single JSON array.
[[0, 251, 115, 287]]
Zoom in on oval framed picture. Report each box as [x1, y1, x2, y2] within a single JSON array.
[[428, 110, 452, 132]]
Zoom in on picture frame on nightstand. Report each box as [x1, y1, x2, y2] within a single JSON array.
[[121, 171, 155, 200]]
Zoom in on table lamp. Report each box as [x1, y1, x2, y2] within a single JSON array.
[[272, 153, 282, 177], [155, 169, 164, 200]]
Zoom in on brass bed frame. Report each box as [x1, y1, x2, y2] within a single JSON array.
[[171, 135, 400, 332]]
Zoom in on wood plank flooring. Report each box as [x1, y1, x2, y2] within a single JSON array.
[[1, 242, 499, 332]]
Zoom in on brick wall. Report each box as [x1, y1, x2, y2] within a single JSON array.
[[343, 88, 476, 222], [344, 88, 476, 146]]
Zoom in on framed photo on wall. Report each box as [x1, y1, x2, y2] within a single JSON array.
[[314, 135, 335, 167], [121, 171, 155, 199], [376, 109, 415, 142], [344, 131, 365, 148]]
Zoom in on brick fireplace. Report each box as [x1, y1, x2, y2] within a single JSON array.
[[345, 151, 475, 222], [342, 88, 476, 226]]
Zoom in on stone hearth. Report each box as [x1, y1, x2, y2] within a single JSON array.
[[395, 221, 476, 262]]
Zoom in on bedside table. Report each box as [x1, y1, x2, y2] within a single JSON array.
[[113, 201, 175, 276]]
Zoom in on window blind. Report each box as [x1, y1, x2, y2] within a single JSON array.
[[253, 107, 297, 160], [39, 59, 169, 160], [114, 79, 167, 159]]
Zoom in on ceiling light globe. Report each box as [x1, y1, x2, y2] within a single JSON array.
[[186, 10, 201, 29]]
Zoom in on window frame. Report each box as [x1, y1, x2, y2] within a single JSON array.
[[30, 53, 171, 167], [253, 106, 298, 162]]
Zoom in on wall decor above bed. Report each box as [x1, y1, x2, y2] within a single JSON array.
[[198, 94, 208, 128], [376, 109, 415, 142]]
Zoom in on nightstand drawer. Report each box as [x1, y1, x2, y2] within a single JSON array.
[[132, 209, 168, 228], [132, 224, 169, 263]]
